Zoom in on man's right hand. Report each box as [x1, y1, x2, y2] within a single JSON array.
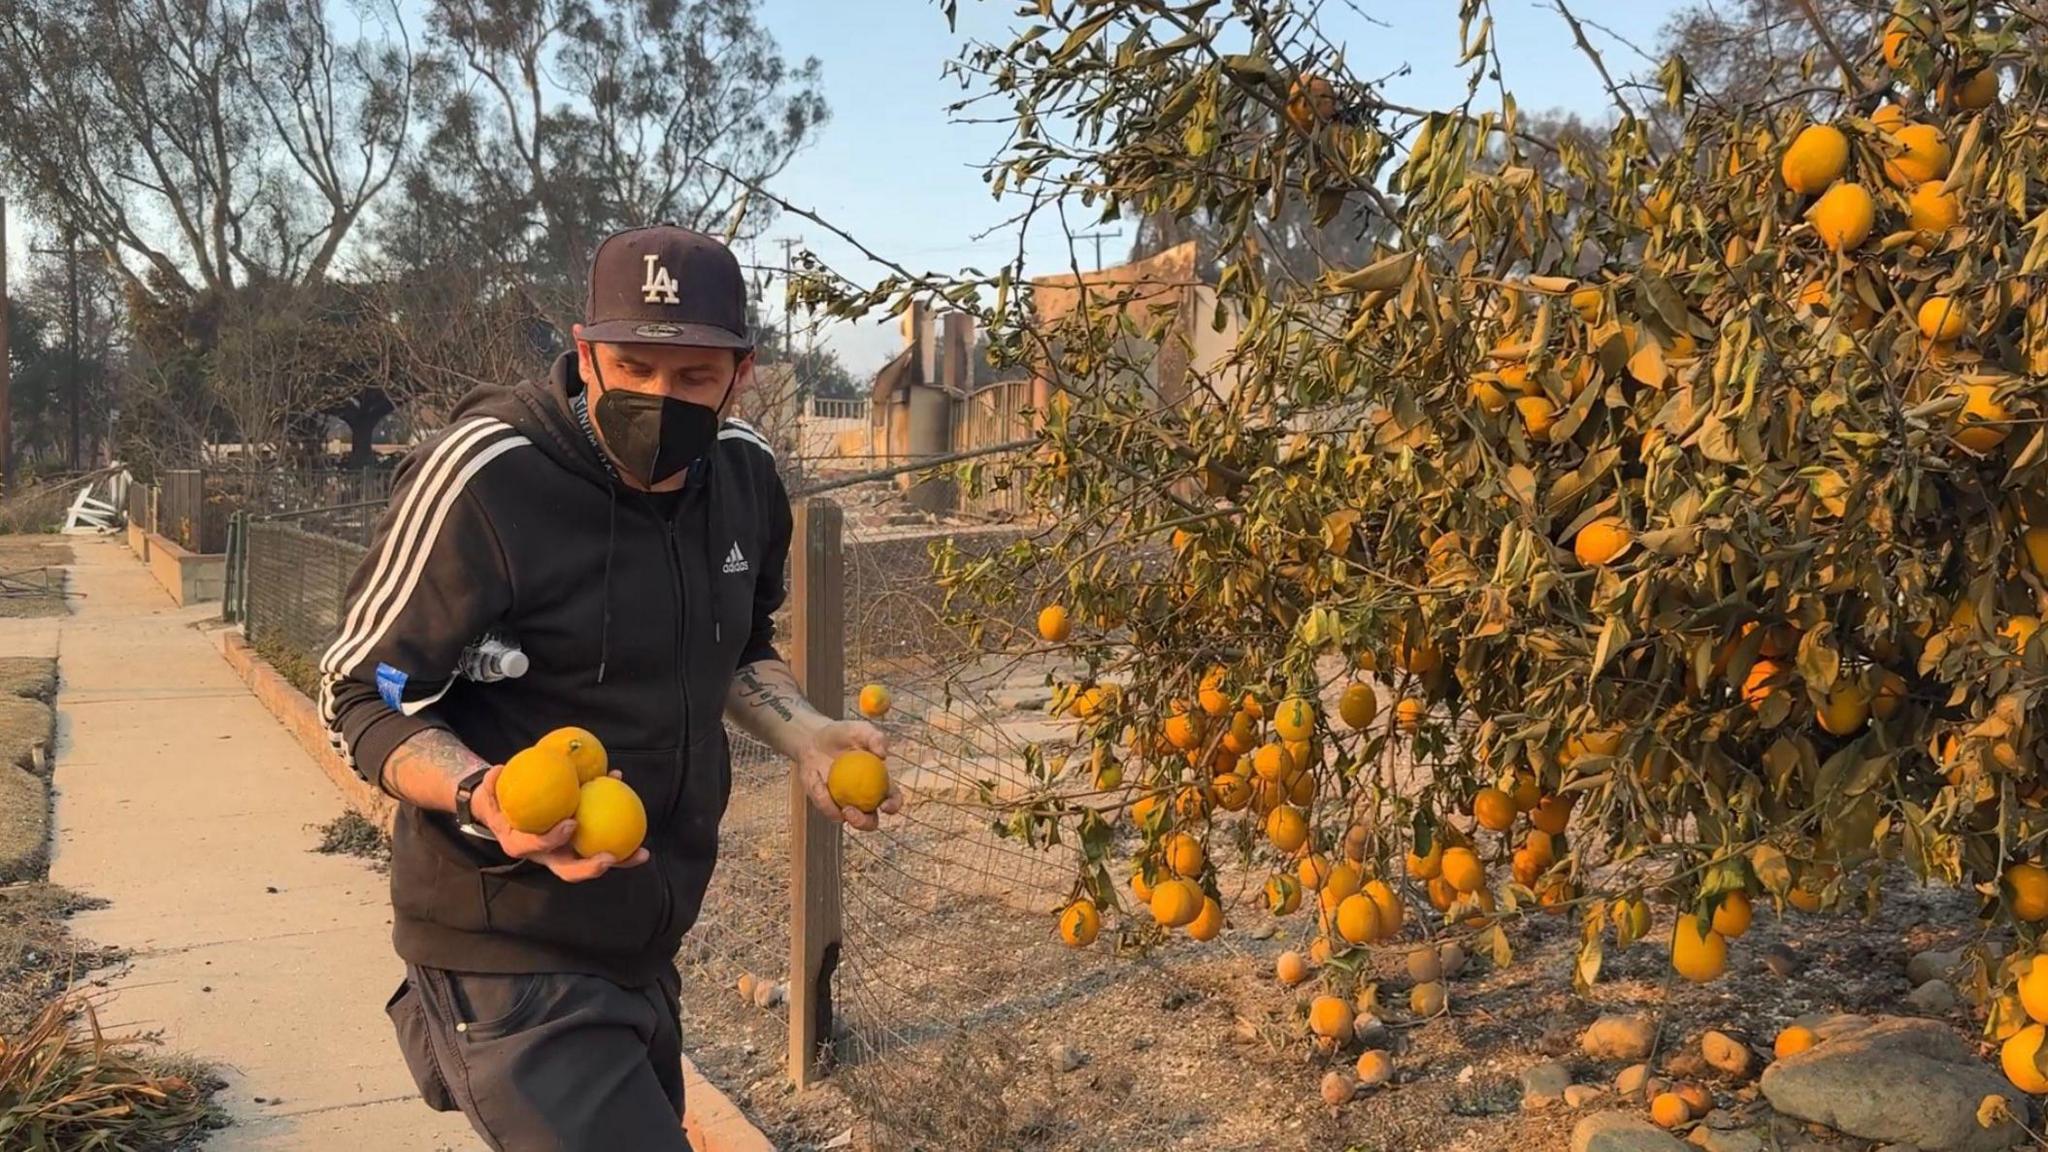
[[471, 763, 651, 883]]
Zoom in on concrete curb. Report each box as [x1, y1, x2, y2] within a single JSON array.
[[211, 628, 779, 1152]]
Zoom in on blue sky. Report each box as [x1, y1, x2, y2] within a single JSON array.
[[755, 0, 1686, 373], [3, 0, 1687, 375]]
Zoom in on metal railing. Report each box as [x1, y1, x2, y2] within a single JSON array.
[[810, 397, 871, 421]]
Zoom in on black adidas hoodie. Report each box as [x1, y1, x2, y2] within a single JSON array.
[[321, 351, 791, 986]]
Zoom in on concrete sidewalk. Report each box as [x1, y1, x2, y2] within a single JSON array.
[[46, 537, 476, 1149]]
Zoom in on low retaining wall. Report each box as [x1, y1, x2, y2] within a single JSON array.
[[215, 631, 395, 833], [144, 530, 225, 605], [126, 520, 150, 561], [211, 629, 775, 1152]]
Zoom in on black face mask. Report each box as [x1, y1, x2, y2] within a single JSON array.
[[589, 367, 735, 487]]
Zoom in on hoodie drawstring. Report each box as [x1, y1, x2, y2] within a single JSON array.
[[598, 484, 617, 684], [701, 456, 722, 646]]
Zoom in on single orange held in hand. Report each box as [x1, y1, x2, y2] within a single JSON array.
[[827, 749, 890, 813], [496, 745, 581, 833], [571, 776, 646, 859]]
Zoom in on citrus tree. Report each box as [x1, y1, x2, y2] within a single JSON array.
[[812, 0, 2048, 1087]]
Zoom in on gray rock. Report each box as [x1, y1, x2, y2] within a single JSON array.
[[1615, 1063, 1653, 1098], [1700, 1030, 1754, 1078], [1760, 1015, 2030, 1150], [1584, 1015, 1658, 1062], [1564, 1084, 1607, 1108], [1522, 1060, 1572, 1106], [1571, 1111, 1690, 1152], [1355, 1015, 1390, 1049], [1906, 978, 1958, 1016], [1686, 1128, 1763, 1152], [1908, 949, 1962, 987]]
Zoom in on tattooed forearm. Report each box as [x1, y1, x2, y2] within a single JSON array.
[[382, 727, 492, 814], [734, 665, 797, 722], [727, 659, 827, 758]]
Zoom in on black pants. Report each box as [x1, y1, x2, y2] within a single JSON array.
[[386, 964, 692, 1152]]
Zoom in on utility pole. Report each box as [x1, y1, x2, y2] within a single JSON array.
[[1074, 229, 1120, 271], [31, 228, 81, 471], [0, 197, 11, 489], [776, 235, 804, 414]]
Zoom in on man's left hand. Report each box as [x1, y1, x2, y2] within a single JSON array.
[[796, 719, 901, 832]]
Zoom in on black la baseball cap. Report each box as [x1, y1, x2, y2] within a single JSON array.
[[581, 224, 752, 350]]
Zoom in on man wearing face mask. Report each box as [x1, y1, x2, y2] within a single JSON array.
[[321, 224, 898, 1151]]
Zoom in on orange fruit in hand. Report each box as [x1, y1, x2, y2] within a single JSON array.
[[495, 745, 581, 833], [536, 726, 609, 783], [1058, 900, 1099, 947], [571, 776, 646, 859], [827, 750, 890, 813]]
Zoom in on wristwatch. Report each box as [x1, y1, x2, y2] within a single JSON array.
[[453, 766, 495, 840]]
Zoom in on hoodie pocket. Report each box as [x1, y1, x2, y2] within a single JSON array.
[[479, 748, 681, 958]]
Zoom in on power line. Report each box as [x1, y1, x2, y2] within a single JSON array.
[[1073, 229, 1121, 271], [1, 197, 11, 488]]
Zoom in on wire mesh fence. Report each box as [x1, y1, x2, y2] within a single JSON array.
[[241, 518, 370, 694]]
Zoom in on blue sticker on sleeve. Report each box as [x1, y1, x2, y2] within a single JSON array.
[[376, 663, 409, 711]]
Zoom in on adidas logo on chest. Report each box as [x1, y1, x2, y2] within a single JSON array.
[[722, 542, 749, 574]]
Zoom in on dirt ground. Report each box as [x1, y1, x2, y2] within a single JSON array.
[[683, 827, 1995, 1152], [0, 883, 125, 1034], [0, 536, 73, 617], [676, 645, 2005, 1152]]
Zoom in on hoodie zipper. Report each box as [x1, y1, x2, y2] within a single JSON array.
[[643, 508, 690, 953]]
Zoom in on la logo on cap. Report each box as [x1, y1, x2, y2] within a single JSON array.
[[641, 254, 681, 305]]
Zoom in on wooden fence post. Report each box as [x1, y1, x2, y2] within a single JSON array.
[[788, 497, 844, 1090]]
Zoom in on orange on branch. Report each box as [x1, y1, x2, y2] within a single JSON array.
[[1472, 787, 1516, 832], [1058, 900, 1100, 948], [1442, 847, 1485, 894], [1810, 182, 1875, 251], [1266, 873, 1303, 915], [1883, 123, 1951, 187], [1780, 123, 1848, 195], [1574, 518, 1631, 566]]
